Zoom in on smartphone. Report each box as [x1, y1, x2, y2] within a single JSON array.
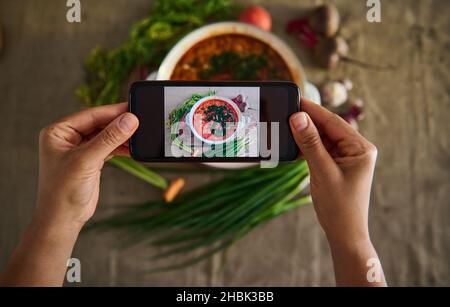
[[129, 81, 300, 162]]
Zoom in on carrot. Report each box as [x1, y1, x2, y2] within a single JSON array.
[[164, 178, 186, 203]]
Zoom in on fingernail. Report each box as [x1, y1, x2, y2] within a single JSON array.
[[118, 113, 136, 132], [292, 112, 309, 132]]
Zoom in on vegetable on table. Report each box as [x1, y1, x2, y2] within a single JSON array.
[[109, 156, 168, 190], [320, 79, 352, 108], [164, 178, 186, 203], [319, 78, 365, 131], [239, 5, 272, 31], [109, 157, 188, 201], [127, 65, 150, 90], [339, 98, 365, 130], [314, 35, 348, 70], [308, 4, 340, 38], [287, 4, 393, 71], [77, 0, 238, 107], [286, 4, 340, 49], [287, 18, 318, 49], [87, 160, 311, 272], [315, 35, 394, 71]]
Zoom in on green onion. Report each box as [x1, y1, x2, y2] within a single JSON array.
[[88, 160, 311, 271], [108, 156, 168, 189]]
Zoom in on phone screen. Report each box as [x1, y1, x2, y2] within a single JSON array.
[[129, 81, 299, 162]]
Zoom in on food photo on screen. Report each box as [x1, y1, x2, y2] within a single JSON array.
[[164, 86, 260, 158]]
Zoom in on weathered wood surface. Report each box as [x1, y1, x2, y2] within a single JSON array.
[[0, 0, 448, 286]]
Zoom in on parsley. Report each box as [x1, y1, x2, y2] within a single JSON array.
[[199, 51, 274, 80], [204, 105, 235, 135], [77, 0, 238, 106]]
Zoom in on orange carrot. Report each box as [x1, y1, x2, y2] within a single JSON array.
[[164, 178, 186, 203]]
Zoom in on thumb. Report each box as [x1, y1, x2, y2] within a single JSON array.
[[84, 112, 139, 162], [289, 112, 336, 175]]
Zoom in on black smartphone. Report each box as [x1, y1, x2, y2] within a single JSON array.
[[129, 81, 300, 162]]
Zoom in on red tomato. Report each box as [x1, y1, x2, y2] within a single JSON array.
[[239, 5, 272, 31]]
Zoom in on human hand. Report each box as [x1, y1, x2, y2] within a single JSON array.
[[289, 98, 377, 246], [35, 102, 139, 231], [0, 103, 138, 286], [289, 98, 385, 286]]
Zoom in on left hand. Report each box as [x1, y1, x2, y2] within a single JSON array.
[[34, 102, 139, 230]]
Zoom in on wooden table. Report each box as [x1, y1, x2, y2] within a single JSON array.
[[0, 0, 449, 286]]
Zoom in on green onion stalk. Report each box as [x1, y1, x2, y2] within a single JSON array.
[[108, 157, 168, 189], [87, 160, 311, 272]]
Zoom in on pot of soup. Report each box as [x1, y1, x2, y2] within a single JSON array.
[[156, 22, 307, 92]]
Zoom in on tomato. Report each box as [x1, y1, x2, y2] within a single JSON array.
[[239, 5, 272, 31]]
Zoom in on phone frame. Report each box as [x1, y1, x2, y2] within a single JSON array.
[[129, 80, 300, 162]]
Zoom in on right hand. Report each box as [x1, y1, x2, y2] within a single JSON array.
[[289, 98, 378, 246]]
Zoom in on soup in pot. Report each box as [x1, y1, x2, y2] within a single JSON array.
[[171, 34, 294, 81]]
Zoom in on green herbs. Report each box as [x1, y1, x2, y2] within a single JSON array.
[[76, 0, 238, 106], [199, 51, 270, 80], [168, 91, 215, 127], [169, 91, 224, 156], [204, 104, 235, 134], [109, 157, 168, 189], [87, 160, 311, 272], [206, 138, 247, 157]]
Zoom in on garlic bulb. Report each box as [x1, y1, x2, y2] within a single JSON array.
[[321, 81, 348, 108]]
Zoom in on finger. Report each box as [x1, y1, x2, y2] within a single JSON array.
[[301, 98, 360, 142], [105, 146, 131, 161], [111, 145, 131, 157], [59, 102, 128, 137], [290, 112, 339, 176], [81, 112, 138, 162], [83, 129, 130, 148]]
